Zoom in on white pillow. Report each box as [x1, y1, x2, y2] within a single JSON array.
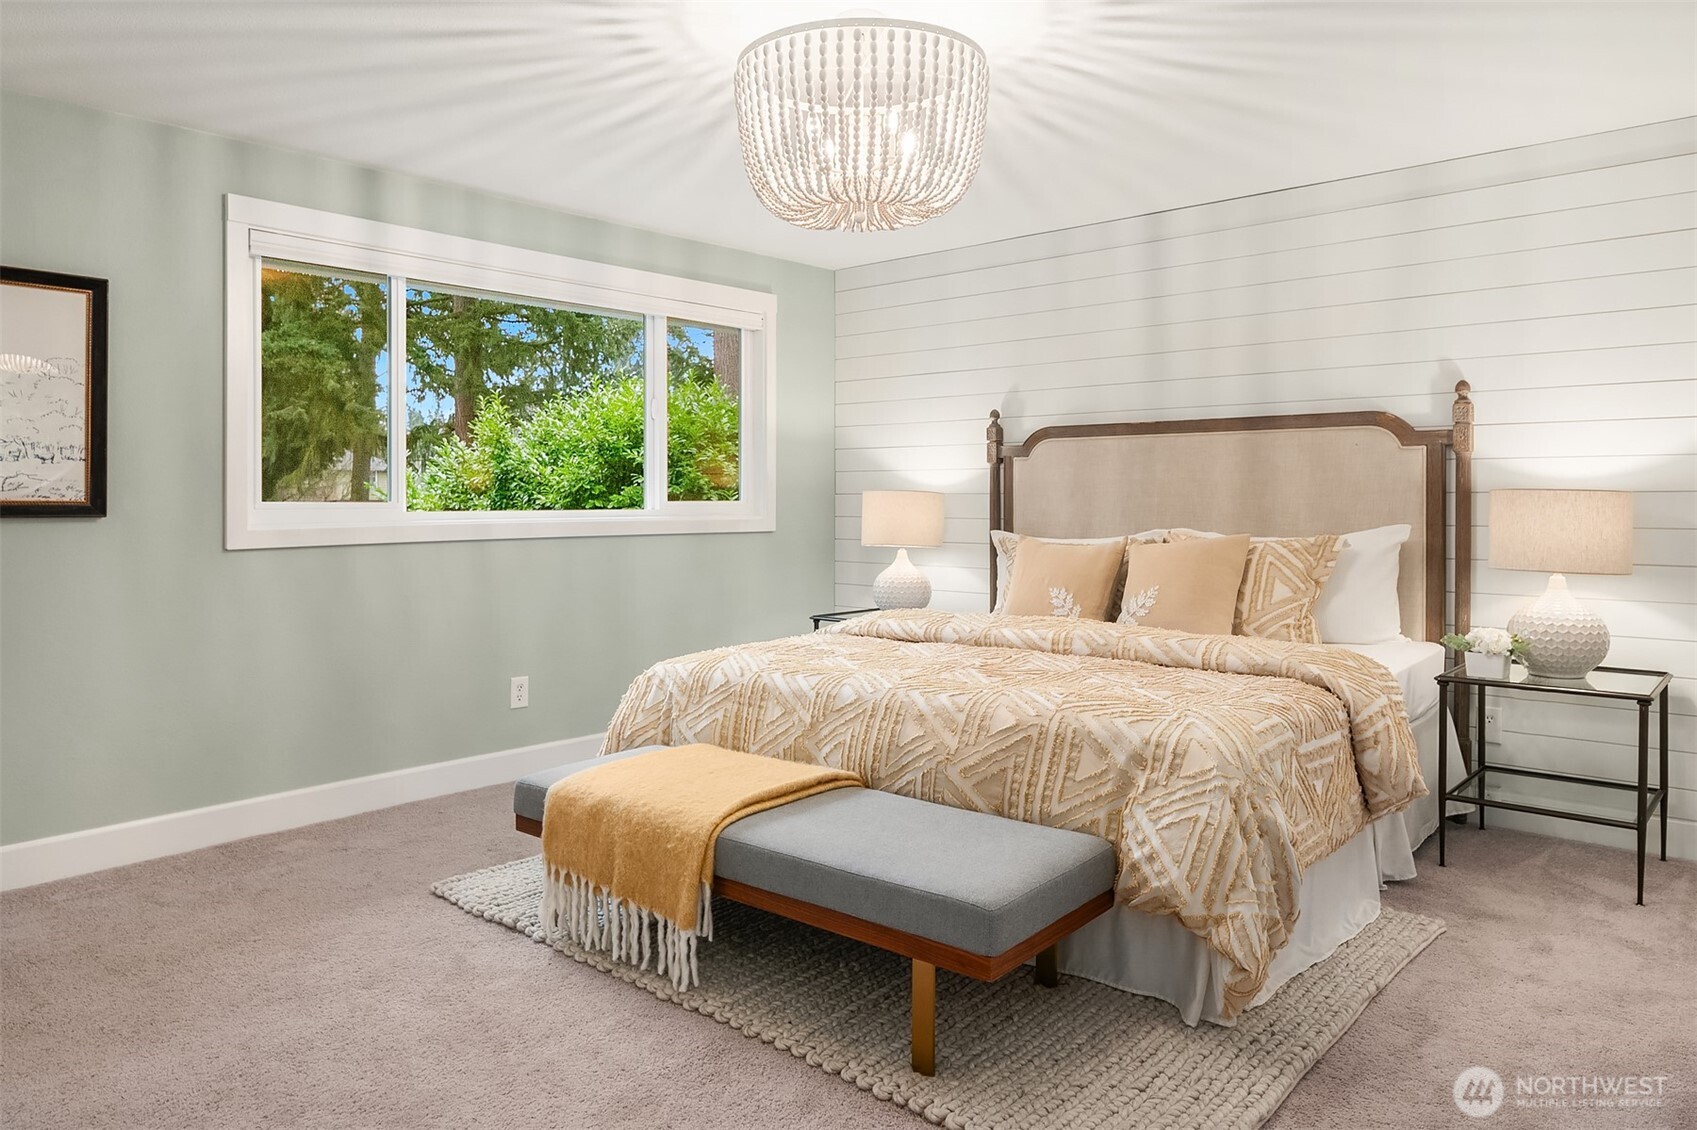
[[1314, 524, 1410, 644]]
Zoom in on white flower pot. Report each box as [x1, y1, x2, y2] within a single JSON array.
[[1464, 652, 1510, 681]]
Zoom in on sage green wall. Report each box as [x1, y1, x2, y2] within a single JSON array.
[[0, 95, 837, 844]]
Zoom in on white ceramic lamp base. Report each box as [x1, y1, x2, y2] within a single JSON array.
[[872, 548, 932, 609], [1507, 573, 1611, 679]]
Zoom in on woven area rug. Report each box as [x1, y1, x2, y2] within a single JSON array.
[[434, 857, 1443, 1130]]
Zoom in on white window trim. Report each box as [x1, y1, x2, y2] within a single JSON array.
[[223, 195, 778, 550]]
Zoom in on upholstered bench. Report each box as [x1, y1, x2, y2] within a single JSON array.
[[514, 747, 1117, 1075]]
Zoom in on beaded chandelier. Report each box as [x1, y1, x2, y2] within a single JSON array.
[[733, 18, 990, 232]]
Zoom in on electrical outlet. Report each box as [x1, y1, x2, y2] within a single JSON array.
[[510, 675, 529, 710], [1484, 709, 1502, 745]]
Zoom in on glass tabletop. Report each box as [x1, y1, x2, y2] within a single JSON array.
[[1436, 663, 1671, 702], [812, 608, 880, 622]]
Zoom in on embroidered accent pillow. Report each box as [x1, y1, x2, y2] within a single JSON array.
[[1116, 535, 1251, 634], [991, 529, 1161, 615], [1002, 537, 1126, 620], [1168, 529, 1343, 643]]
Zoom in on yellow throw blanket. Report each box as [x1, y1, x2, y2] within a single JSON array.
[[540, 745, 862, 990]]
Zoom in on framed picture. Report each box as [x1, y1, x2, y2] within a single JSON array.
[[1, 266, 108, 516]]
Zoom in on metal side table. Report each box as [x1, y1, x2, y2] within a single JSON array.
[[1436, 663, 1671, 905], [810, 608, 879, 631]]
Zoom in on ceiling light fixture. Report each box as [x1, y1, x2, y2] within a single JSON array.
[[733, 17, 990, 232]]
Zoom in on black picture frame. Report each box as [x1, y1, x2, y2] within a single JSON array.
[[0, 266, 108, 517]]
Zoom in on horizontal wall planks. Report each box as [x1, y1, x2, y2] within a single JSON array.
[[837, 386, 1697, 453], [836, 453, 1697, 495], [839, 227, 1697, 338], [1468, 563, 1695, 604], [836, 309, 1695, 400], [839, 267, 1697, 360], [837, 120, 1697, 295], [836, 421, 1695, 468], [837, 300, 1694, 384], [1497, 696, 1697, 757], [833, 120, 1697, 857], [838, 187, 1695, 319], [836, 345, 1697, 427]]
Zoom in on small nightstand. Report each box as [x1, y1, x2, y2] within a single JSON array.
[[810, 608, 880, 631], [1436, 663, 1672, 904]]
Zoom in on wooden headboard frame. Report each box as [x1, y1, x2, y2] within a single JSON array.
[[985, 381, 1476, 644]]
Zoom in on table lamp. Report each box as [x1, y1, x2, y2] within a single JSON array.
[[861, 490, 945, 609], [1490, 489, 1633, 678]]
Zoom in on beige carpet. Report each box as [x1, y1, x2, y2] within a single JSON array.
[[437, 856, 1442, 1129], [3, 783, 1693, 1128]]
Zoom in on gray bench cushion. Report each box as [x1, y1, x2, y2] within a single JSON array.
[[513, 746, 669, 827], [515, 750, 1116, 957]]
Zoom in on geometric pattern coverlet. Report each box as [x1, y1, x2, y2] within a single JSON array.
[[603, 611, 1425, 1018]]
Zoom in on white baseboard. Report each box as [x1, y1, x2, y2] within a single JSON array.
[[11, 739, 1682, 893], [0, 733, 604, 892]]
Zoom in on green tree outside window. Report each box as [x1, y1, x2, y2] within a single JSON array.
[[259, 265, 741, 511]]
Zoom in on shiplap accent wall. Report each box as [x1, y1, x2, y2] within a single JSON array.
[[833, 118, 1697, 860]]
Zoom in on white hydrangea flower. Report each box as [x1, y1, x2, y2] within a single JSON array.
[[1465, 627, 1514, 655]]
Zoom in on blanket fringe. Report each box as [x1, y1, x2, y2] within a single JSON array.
[[540, 866, 714, 991]]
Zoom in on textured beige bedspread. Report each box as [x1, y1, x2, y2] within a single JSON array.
[[602, 610, 1425, 1017]]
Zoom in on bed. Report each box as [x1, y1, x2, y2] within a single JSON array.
[[603, 383, 1478, 1026]]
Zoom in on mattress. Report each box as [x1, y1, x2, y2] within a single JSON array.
[[1339, 637, 1446, 718]]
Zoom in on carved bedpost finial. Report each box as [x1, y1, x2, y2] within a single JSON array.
[[1451, 380, 1474, 456], [987, 409, 1004, 465]]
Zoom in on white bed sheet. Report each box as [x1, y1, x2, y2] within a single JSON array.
[[1055, 638, 1465, 1025], [1340, 637, 1445, 718]]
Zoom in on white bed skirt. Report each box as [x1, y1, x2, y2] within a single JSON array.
[[1056, 699, 1465, 1026]]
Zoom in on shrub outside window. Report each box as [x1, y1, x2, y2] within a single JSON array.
[[225, 196, 775, 549]]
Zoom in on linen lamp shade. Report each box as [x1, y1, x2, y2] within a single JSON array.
[[1488, 489, 1633, 679], [1489, 490, 1633, 575], [861, 491, 945, 549], [861, 491, 945, 609]]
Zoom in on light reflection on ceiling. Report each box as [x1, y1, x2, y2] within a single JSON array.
[[1, 1, 1691, 269]]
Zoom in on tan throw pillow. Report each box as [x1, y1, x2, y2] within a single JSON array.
[[1168, 529, 1343, 643], [1115, 535, 1251, 634], [991, 529, 1161, 614], [1002, 537, 1126, 620]]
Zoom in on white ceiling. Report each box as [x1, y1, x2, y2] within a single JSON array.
[[2, 1, 1693, 270]]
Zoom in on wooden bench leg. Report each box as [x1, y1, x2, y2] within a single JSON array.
[[1035, 944, 1059, 988], [911, 959, 936, 1076]]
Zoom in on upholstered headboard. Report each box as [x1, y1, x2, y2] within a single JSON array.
[[986, 384, 1476, 643]]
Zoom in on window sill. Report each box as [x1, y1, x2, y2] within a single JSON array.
[[225, 509, 776, 550]]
